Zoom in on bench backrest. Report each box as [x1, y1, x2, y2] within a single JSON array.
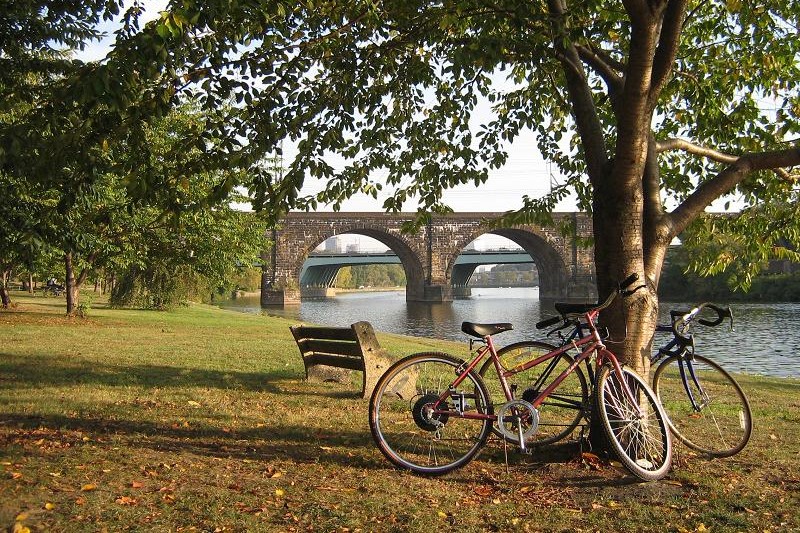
[[290, 321, 383, 372]]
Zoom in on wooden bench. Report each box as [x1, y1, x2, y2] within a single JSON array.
[[290, 321, 397, 399]]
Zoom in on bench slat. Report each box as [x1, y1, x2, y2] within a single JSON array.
[[296, 339, 362, 358], [305, 353, 365, 371], [291, 326, 357, 342]]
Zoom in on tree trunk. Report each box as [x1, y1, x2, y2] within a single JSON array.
[[64, 251, 97, 316], [0, 269, 11, 308], [65, 251, 78, 315]]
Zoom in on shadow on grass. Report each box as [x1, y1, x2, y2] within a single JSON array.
[[1, 353, 672, 483], [1, 411, 383, 470], [0, 351, 304, 392]]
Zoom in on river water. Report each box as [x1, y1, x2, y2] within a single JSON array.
[[219, 288, 800, 378]]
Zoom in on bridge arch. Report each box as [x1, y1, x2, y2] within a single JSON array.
[[445, 228, 569, 299], [288, 225, 426, 302]]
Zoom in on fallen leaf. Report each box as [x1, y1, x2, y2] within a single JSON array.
[[81, 483, 97, 492], [275, 489, 285, 497], [115, 496, 137, 506], [474, 485, 494, 497], [11, 472, 23, 480], [44, 502, 56, 510], [131, 481, 144, 489]]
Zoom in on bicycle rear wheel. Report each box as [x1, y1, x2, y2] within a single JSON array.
[[478, 341, 588, 446], [369, 352, 493, 475], [595, 365, 672, 481], [653, 354, 752, 458]]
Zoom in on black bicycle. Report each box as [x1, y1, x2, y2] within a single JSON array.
[[651, 303, 752, 457]]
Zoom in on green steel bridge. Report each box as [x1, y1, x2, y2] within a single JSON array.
[[301, 248, 536, 288]]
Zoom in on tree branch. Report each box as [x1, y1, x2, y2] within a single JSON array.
[[669, 146, 800, 236], [657, 137, 795, 180], [649, 0, 687, 108], [547, 0, 609, 182], [576, 44, 624, 95], [657, 137, 737, 163]]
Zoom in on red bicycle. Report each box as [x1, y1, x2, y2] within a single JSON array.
[[368, 274, 672, 481]]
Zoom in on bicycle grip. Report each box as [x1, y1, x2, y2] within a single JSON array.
[[618, 273, 639, 291], [536, 316, 561, 330]]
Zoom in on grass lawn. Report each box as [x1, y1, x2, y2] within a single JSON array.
[[1, 292, 798, 532]]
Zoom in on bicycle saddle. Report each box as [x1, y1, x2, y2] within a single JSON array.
[[461, 321, 513, 338]]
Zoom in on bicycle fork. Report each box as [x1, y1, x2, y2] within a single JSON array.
[[678, 357, 711, 411]]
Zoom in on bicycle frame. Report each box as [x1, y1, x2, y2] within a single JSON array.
[[550, 313, 709, 404], [430, 307, 639, 424], [654, 325, 710, 412]]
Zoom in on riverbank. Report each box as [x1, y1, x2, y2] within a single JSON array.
[[1, 294, 798, 532]]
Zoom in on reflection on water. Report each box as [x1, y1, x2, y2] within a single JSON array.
[[219, 288, 800, 378]]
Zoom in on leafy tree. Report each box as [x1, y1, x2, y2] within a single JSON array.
[[98, 0, 796, 371], [0, 1, 123, 106], [0, 171, 57, 307], [3, 2, 800, 369]]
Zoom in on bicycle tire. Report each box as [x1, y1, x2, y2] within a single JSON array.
[[653, 354, 752, 458], [368, 352, 493, 475], [478, 341, 588, 446], [595, 364, 672, 481]]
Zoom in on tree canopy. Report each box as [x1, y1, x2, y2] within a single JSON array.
[[2, 1, 799, 363]]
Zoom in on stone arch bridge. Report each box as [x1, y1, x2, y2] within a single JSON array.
[[261, 212, 597, 305]]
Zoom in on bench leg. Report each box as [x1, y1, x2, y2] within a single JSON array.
[[362, 352, 417, 400], [306, 364, 355, 385]]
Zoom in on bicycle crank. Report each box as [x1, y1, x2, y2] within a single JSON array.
[[496, 399, 539, 451]]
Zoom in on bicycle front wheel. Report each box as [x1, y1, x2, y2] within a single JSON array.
[[653, 354, 752, 458], [596, 365, 672, 481], [478, 341, 588, 446], [369, 352, 493, 476]]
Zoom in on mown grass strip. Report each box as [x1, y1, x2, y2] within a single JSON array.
[[1, 293, 798, 532]]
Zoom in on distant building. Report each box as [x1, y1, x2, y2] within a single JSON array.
[[324, 237, 342, 253]]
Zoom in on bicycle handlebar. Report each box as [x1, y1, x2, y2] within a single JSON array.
[[669, 302, 734, 345], [536, 315, 562, 330], [698, 303, 733, 327], [618, 273, 641, 293], [536, 274, 641, 330]]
